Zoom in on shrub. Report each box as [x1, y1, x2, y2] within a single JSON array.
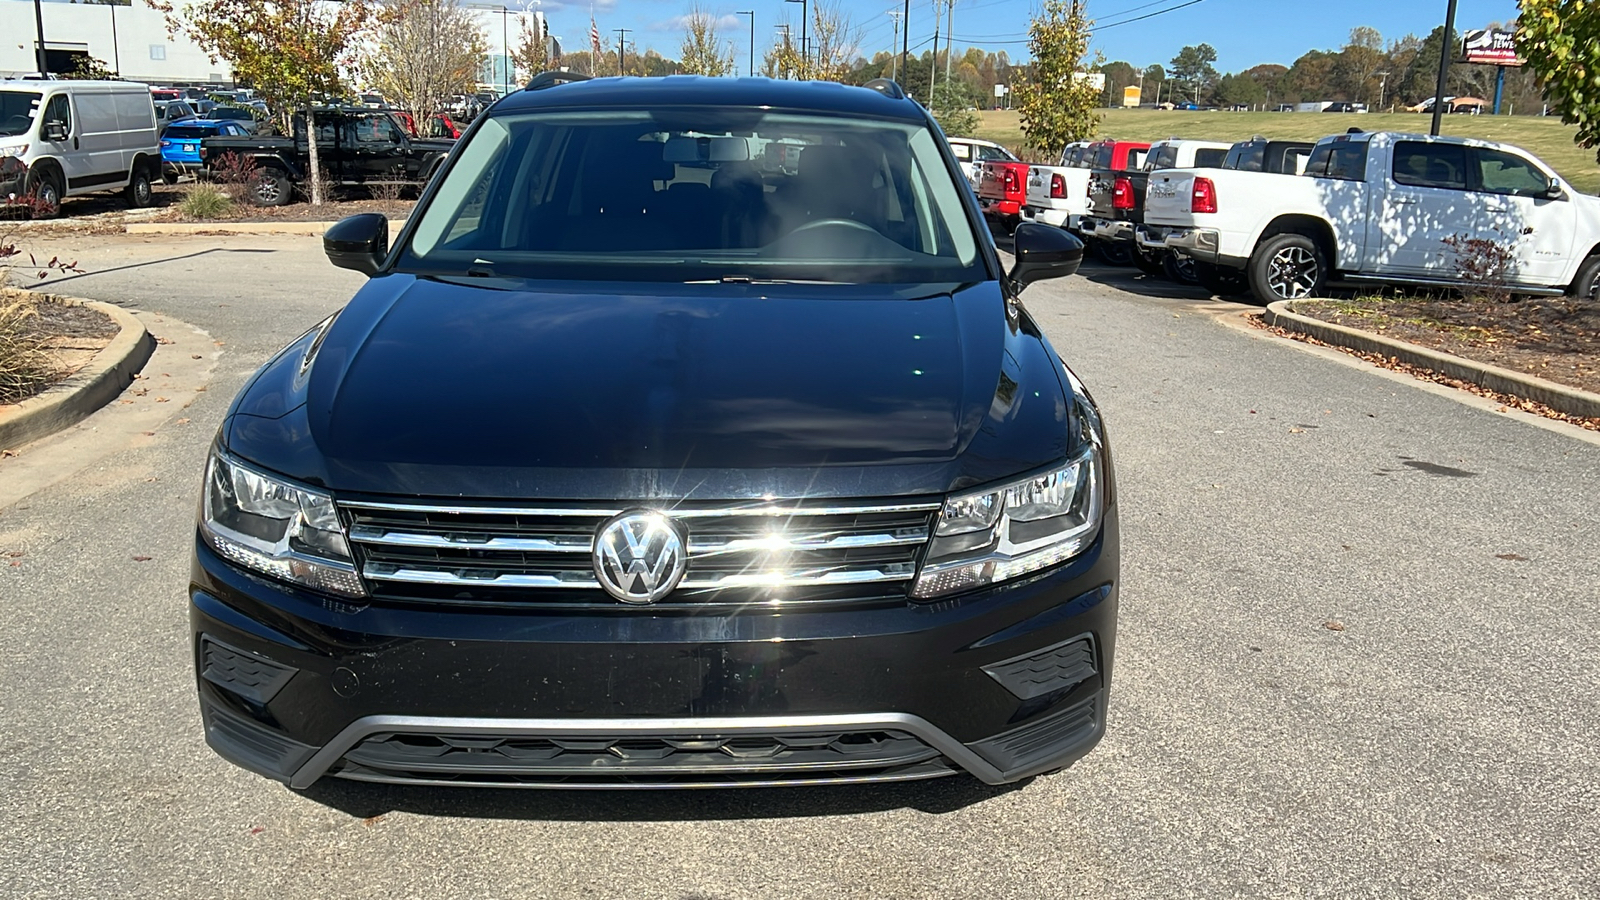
[[179, 183, 234, 220], [209, 151, 259, 190], [0, 294, 58, 406], [1442, 231, 1515, 303]]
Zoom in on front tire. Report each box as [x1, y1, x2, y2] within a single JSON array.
[[1571, 255, 1600, 303], [1249, 232, 1327, 304], [125, 167, 154, 208], [25, 169, 62, 219], [250, 169, 294, 207]]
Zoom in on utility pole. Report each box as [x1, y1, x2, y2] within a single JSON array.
[[1430, 0, 1458, 136], [736, 11, 754, 78], [774, 24, 791, 79], [1376, 70, 1389, 111], [899, 0, 910, 87], [888, 9, 900, 82], [614, 27, 630, 76], [944, 0, 955, 87], [930, 0, 940, 97]]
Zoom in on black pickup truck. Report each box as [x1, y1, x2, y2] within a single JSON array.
[[201, 107, 454, 206], [1218, 138, 1315, 175]]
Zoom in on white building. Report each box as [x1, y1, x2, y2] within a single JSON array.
[[3, 1, 551, 92], [2, 0, 232, 84]]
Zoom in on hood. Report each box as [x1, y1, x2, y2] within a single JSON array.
[[226, 276, 1074, 501]]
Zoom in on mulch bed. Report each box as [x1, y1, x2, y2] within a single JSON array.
[[1291, 295, 1600, 396], [23, 301, 118, 342]]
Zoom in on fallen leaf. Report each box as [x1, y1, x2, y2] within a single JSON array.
[[3, 551, 22, 559], [1495, 553, 1529, 561], [362, 815, 384, 827], [155, 336, 174, 345], [191, 354, 202, 360], [141, 431, 155, 437], [1323, 620, 1346, 632], [248, 826, 264, 836], [1289, 427, 1304, 434], [132, 555, 152, 562], [176, 418, 190, 425], [155, 397, 170, 403]]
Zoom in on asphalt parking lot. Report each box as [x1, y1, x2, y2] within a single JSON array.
[[2, 232, 1597, 899]]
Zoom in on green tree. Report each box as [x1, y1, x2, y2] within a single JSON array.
[[510, 12, 550, 82], [930, 81, 980, 136], [679, 7, 734, 76], [1334, 26, 1386, 103], [1520, 1, 1600, 158], [64, 55, 118, 80], [1169, 43, 1218, 103], [1287, 48, 1337, 101], [153, 0, 369, 205], [1215, 72, 1265, 108], [1013, 0, 1100, 157], [1098, 59, 1136, 106]]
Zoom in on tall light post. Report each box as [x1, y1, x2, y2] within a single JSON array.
[[736, 10, 754, 77], [32, 0, 48, 75], [784, 0, 807, 75], [1430, 0, 1458, 136]]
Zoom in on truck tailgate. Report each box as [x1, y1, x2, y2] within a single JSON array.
[[1143, 170, 1203, 227], [1025, 165, 1089, 210]]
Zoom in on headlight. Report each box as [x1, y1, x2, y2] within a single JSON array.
[[0, 144, 27, 160], [912, 397, 1105, 599], [199, 449, 366, 598]]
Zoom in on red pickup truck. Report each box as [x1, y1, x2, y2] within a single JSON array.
[[978, 159, 1030, 232]]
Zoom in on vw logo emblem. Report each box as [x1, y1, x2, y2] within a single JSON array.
[[592, 511, 687, 604]]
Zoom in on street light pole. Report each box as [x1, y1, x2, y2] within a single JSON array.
[[502, 8, 510, 94], [1430, 0, 1458, 136], [784, 0, 807, 75], [736, 10, 754, 77], [32, 0, 48, 76]]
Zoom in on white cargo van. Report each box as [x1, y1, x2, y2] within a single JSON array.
[[0, 80, 162, 218]]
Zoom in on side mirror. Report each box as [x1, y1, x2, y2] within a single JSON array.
[[1009, 223, 1085, 292], [1546, 178, 1564, 200], [324, 213, 389, 276], [44, 122, 67, 142]]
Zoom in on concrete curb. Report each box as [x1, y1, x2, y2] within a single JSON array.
[[1264, 299, 1600, 420], [125, 219, 405, 236], [0, 294, 156, 452]]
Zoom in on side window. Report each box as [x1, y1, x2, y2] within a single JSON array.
[[1472, 148, 1549, 197], [1326, 143, 1368, 180], [1194, 148, 1226, 168], [1392, 141, 1468, 190], [1126, 149, 1148, 170], [44, 94, 71, 133], [949, 142, 972, 161]]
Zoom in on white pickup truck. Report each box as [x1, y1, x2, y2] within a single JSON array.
[[1020, 141, 1093, 231], [1140, 131, 1600, 304]]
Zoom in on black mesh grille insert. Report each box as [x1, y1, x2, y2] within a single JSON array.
[[201, 636, 296, 704]]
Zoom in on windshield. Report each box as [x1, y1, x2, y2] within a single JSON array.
[[401, 107, 985, 284], [0, 90, 41, 138], [164, 125, 213, 139]]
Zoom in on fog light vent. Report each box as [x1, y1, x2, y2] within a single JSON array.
[[982, 635, 1096, 700], [201, 636, 296, 705]]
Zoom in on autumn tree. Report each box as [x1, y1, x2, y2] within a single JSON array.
[[808, 0, 860, 81], [510, 12, 550, 82], [361, 0, 486, 127], [1520, 1, 1600, 160], [1013, 0, 1099, 157], [1334, 26, 1386, 104], [154, 0, 369, 205], [679, 7, 734, 76]]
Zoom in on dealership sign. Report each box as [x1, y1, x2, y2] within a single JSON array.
[[1462, 29, 1523, 67]]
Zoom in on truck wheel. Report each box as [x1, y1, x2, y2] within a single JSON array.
[[1132, 248, 1164, 277], [1572, 255, 1600, 303], [1094, 239, 1134, 267], [1249, 232, 1326, 304], [1194, 261, 1249, 297], [1162, 251, 1199, 285], [124, 168, 155, 208], [250, 169, 293, 207], [25, 169, 62, 219]]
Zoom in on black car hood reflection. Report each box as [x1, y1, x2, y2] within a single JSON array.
[[225, 275, 1074, 500]]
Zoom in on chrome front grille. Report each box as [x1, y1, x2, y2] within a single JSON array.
[[341, 499, 939, 608]]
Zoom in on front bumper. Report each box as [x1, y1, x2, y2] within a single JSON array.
[[190, 518, 1119, 790], [1137, 223, 1222, 262]]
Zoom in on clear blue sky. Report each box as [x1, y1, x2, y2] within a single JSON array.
[[538, 0, 1520, 73]]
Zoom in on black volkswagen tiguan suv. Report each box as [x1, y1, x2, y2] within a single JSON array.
[[190, 74, 1118, 789]]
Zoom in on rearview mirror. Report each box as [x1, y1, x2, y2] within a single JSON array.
[[1009, 223, 1084, 293], [324, 213, 389, 276]]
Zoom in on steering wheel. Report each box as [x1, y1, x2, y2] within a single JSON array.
[[789, 217, 879, 236]]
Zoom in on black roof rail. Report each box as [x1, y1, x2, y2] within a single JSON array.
[[862, 78, 906, 100], [525, 71, 592, 92]]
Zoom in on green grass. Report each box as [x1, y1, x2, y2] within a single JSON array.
[[976, 109, 1600, 194]]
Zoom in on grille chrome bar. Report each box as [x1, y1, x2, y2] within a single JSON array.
[[348, 526, 931, 555], [362, 563, 917, 590], [348, 527, 591, 553], [341, 499, 942, 518]]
